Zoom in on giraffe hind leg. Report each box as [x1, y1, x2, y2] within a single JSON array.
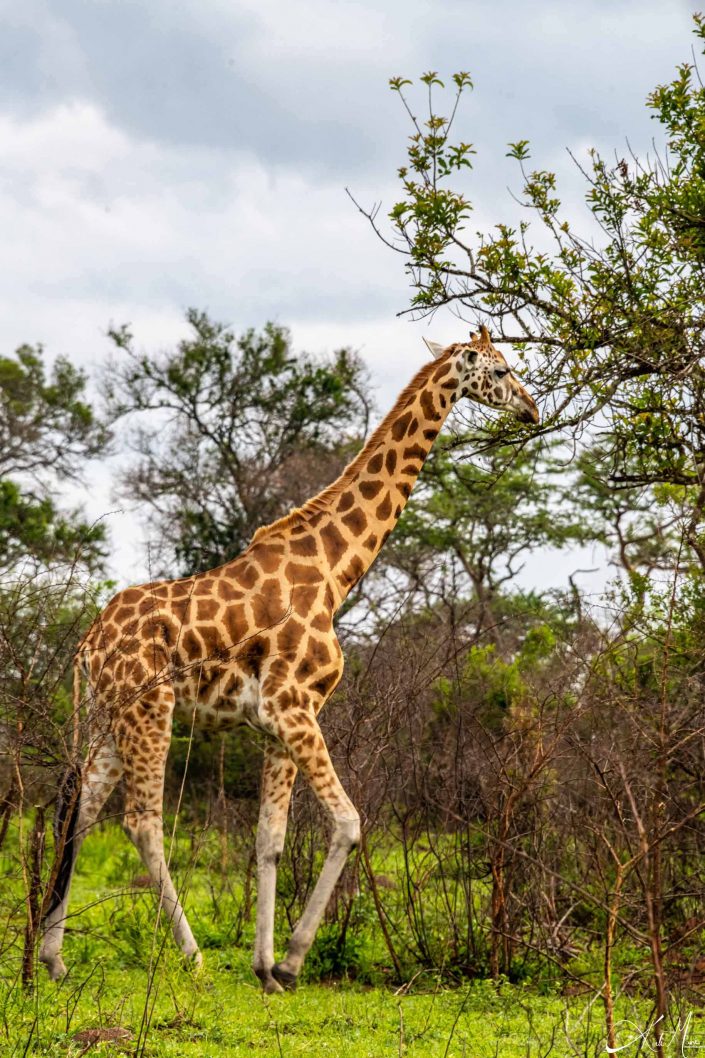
[[253, 741, 298, 993], [40, 736, 123, 979]]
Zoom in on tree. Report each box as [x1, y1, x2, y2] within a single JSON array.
[[346, 30, 705, 1030], [0, 345, 108, 483], [0, 481, 106, 580], [386, 438, 589, 634], [0, 344, 109, 872], [353, 19, 705, 569], [0, 345, 108, 577], [571, 442, 694, 583], [105, 310, 373, 575]]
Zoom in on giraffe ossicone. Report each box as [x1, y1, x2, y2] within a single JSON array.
[[40, 331, 538, 991], [422, 337, 445, 359]]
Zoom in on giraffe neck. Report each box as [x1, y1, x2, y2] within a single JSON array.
[[305, 352, 460, 608]]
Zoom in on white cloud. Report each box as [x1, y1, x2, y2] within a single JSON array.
[[0, 101, 408, 357], [224, 0, 398, 60]]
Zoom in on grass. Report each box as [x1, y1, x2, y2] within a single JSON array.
[[4, 965, 600, 1057], [1, 821, 650, 1056], [5, 960, 619, 1058]]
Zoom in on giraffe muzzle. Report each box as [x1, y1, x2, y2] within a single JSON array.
[[517, 398, 540, 425], [511, 384, 539, 424]]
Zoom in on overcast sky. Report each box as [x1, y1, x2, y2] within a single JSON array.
[[1, 0, 699, 588]]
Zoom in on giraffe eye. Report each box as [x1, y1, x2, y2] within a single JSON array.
[[494, 368, 510, 379]]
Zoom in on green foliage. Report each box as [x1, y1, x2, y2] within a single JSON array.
[[305, 921, 377, 984], [0, 344, 108, 797], [595, 560, 705, 699], [0, 344, 108, 481], [106, 310, 372, 575], [0, 343, 109, 578], [434, 620, 558, 729], [0, 478, 107, 577], [386, 72, 476, 313], [647, 16, 705, 264], [369, 16, 705, 534], [167, 725, 262, 803], [506, 140, 530, 162], [0, 572, 114, 780], [387, 437, 591, 631]]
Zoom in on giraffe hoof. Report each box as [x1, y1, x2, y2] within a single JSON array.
[[41, 954, 68, 981], [263, 976, 285, 995], [186, 949, 204, 973], [271, 964, 297, 991], [254, 965, 285, 994]]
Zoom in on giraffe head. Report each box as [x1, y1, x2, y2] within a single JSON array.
[[424, 326, 539, 425]]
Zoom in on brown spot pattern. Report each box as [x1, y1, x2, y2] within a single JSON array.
[[341, 508, 368, 535], [359, 479, 383, 500], [319, 523, 347, 567], [391, 412, 412, 440], [376, 494, 392, 520]]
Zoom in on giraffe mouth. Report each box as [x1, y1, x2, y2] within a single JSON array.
[[508, 385, 540, 424], [491, 394, 539, 424], [517, 402, 540, 425]]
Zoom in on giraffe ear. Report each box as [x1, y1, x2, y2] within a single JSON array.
[[423, 338, 445, 360], [479, 324, 491, 345]]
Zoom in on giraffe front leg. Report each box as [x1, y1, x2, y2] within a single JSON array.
[[269, 709, 360, 989], [253, 742, 297, 994]]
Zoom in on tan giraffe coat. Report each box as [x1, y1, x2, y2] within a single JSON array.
[[40, 331, 538, 990]]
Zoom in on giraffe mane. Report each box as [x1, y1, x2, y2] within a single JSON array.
[[250, 356, 444, 545]]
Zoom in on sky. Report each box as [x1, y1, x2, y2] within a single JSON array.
[[1, 0, 699, 591]]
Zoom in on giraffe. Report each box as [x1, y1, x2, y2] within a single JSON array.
[[40, 326, 538, 992]]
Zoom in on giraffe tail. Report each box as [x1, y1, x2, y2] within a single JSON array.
[[42, 765, 82, 920], [42, 656, 84, 921]]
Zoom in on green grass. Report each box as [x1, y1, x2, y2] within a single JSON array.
[[1, 822, 647, 1056], [5, 959, 621, 1058]]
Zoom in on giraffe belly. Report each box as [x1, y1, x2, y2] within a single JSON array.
[[173, 668, 262, 732]]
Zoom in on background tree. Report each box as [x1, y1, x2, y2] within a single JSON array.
[[572, 442, 693, 583], [0, 342, 109, 937], [0, 344, 108, 578], [383, 437, 589, 640], [106, 310, 373, 576]]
